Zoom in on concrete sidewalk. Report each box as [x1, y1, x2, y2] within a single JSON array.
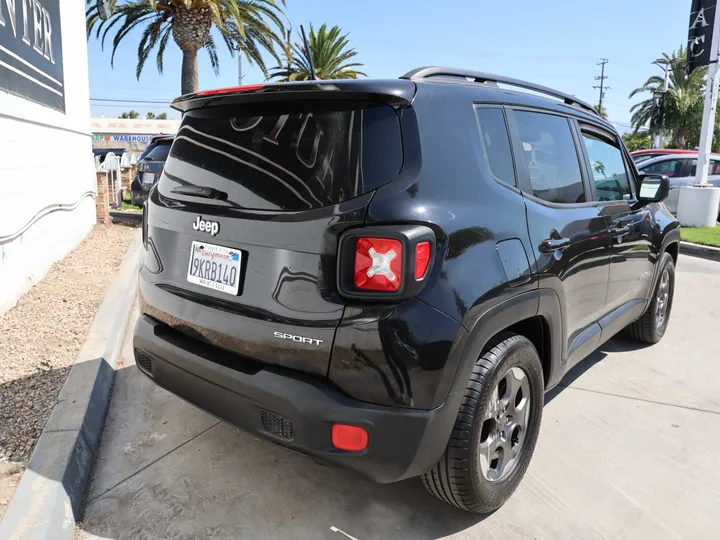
[[78, 256, 720, 540]]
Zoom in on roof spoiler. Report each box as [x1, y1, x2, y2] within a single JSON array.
[[172, 80, 416, 113]]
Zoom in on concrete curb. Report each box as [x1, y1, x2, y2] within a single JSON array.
[[680, 241, 720, 262], [0, 230, 142, 540]]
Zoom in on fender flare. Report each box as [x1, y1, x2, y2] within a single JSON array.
[[449, 288, 564, 398]]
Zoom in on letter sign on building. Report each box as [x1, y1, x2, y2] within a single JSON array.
[[0, 0, 65, 112], [687, 0, 717, 73]]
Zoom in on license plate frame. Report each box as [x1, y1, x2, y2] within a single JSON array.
[[142, 172, 155, 185], [186, 241, 242, 295]]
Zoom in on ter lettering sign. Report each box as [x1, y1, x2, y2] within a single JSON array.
[[0, 0, 64, 112], [687, 0, 717, 73]]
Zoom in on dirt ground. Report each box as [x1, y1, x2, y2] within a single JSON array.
[[0, 224, 136, 520]]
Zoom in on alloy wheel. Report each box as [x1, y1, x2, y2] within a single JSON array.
[[477, 366, 531, 482], [655, 269, 670, 331]]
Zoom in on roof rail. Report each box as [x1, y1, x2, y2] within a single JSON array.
[[401, 66, 599, 117]]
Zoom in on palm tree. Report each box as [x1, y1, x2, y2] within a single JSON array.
[[593, 104, 608, 119], [86, 1, 287, 95], [629, 46, 706, 148], [268, 24, 365, 81]]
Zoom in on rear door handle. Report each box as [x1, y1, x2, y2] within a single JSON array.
[[610, 226, 630, 238], [539, 237, 571, 253]]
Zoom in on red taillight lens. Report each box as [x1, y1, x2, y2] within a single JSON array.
[[332, 424, 368, 451], [415, 242, 431, 279], [194, 84, 265, 97], [354, 238, 403, 291]]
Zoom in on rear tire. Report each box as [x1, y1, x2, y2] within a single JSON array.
[[422, 333, 544, 513], [624, 252, 675, 344]]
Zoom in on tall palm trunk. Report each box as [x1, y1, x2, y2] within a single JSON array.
[[181, 51, 199, 94], [172, 6, 212, 95]]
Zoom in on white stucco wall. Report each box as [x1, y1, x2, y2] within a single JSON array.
[[0, 0, 95, 314]]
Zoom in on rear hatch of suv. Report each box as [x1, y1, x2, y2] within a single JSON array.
[[137, 137, 172, 193], [141, 80, 415, 378]]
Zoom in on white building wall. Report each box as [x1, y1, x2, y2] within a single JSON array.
[[0, 0, 95, 314]]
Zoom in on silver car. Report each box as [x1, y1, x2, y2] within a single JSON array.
[[636, 153, 720, 213]]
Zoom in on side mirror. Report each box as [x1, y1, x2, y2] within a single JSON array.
[[638, 174, 669, 203]]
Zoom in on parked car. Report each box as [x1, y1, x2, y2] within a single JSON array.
[[631, 148, 696, 164], [134, 68, 680, 513], [636, 153, 720, 213], [130, 135, 173, 206]]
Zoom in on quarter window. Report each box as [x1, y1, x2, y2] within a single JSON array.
[[515, 111, 585, 204], [475, 108, 515, 186], [580, 131, 632, 201]]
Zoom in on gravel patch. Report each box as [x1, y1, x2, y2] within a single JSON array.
[[0, 223, 136, 518]]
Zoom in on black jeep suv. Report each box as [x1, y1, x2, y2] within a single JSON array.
[[134, 67, 679, 513]]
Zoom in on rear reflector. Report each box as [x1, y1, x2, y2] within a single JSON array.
[[354, 238, 403, 291], [194, 84, 265, 97], [415, 242, 431, 279], [332, 424, 368, 451]]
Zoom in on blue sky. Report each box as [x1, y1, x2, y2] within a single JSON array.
[[87, 0, 691, 125]]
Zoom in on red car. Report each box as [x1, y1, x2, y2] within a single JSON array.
[[631, 148, 696, 164]]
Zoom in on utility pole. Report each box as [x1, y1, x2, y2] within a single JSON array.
[[593, 59, 610, 115], [233, 44, 244, 85], [652, 59, 670, 149], [286, 28, 292, 72], [237, 53, 243, 86]]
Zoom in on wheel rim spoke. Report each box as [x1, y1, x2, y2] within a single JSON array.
[[478, 366, 532, 482], [655, 269, 670, 330]]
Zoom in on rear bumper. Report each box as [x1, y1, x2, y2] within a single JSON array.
[[133, 314, 459, 483]]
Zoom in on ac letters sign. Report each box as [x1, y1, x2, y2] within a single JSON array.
[[0, 0, 65, 112]]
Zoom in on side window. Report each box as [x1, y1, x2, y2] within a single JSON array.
[[689, 159, 720, 176], [475, 108, 515, 186], [641, 159, 682, 177], [689, 159, 698, 177], [514, 111, 585, 204], [580, 131, 632, 201]]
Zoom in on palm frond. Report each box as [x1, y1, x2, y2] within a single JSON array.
[[87, 0, 287, 92], [269, 23, 365, 81]]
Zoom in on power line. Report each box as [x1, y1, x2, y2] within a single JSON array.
[[90, 103, 174, 109], [90, 97, 173, 104], [593, 58, 611, 112]]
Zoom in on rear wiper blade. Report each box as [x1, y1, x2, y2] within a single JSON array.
[[171, 185, 227, 200]]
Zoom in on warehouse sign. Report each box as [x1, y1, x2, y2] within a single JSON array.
[[687, 0, 717, 73], [0, 0, 65, 112], [92, 134, 156, 143]]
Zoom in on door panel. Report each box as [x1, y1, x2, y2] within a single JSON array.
[[507, 108, 611, 359], [524, 199, 611, 352], [602, 202, 654, 311], [577, 123, 655, 314]]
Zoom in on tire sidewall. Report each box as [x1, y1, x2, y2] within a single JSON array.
[[469, 337, 544, 505]]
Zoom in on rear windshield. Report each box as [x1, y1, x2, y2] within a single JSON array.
[[143, 141, 171, 162], [158, 102, 403, 210]]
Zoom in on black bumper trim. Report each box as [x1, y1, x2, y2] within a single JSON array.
[[133, 315, 460, 483]]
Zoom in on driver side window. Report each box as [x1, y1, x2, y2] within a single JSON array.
[[580, 130, 632, 202]]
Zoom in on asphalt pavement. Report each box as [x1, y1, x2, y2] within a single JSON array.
[[78, 255, 720, 540]]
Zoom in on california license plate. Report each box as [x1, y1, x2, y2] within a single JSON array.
[[186, 241, 242, 295], [142, 172, 155, 184]]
